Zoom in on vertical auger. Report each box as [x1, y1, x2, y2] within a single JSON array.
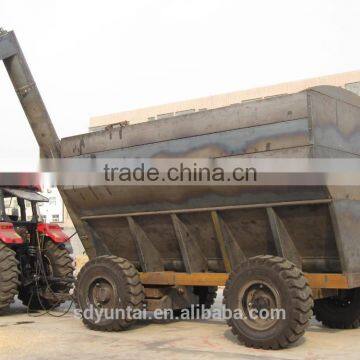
[[0, 29, 96, 258]]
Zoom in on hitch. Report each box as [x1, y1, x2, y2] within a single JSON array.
[[39, 290, 74, 303], [34, 276, 75, 303], [43, 276, 75, 285]]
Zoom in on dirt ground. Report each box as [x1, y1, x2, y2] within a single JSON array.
[[0, 291, 359, 360]]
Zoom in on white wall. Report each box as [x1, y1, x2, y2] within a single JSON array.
[[38, 187, 64, 223]]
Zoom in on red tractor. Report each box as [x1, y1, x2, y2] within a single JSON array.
[[0, 186, 74, 312]]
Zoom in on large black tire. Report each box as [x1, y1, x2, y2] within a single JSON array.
[[193, 286, 218, 309], [75, 256, 145, 331], [314, 288, 360, 329], [18, 241, 74, 310], [0, 243, 20, 312], [224, 255, 313, 349]]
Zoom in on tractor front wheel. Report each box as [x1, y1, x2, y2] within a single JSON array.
[[0, 243, 20, 313]]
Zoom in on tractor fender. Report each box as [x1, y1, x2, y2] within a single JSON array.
[[0, 222, 23, 244], [37, 223, 69, 243]]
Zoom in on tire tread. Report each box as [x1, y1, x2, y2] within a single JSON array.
[[223, 255, 313, 349]]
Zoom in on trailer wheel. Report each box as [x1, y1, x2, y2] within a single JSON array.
[[0, 243, 20, 312], [74, 256, 145, 331], [193, 286, 218, 309], [18, 241, 74, 310], [224, 255, 313, 349], [314, 288, 360, 329]]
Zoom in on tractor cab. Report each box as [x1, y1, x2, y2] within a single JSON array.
[[0, 186, 47, 222], [0, 187, 69, 245]]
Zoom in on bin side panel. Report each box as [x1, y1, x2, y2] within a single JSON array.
[[87, 217, 138, 262], [175, 212, 223, 260], [275, 204, 341, 272], [82, 118, 310, 159], [61, 92, 308, 157], [310, 89, 360, 156], [312, 143, 360, 275], [327, 189, 360, 274], [63, 186, 329, 218], [85, 203, 340, 274], [219, 208, 276, 257]]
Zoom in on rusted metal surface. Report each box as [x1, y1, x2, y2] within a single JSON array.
[[0, 32, 18, 60], [82, 202, 342, 275], [328, 200, 360, 274], [140, 272, 228, 287], [58, 88, 359, 276], [80, 198, 332, 220], [61, 92, 309, 157], [73, 118, 310, 159], [171, 214, 208, 273], [266, 207, 302, 268], [211, 211, 246, 271], [211, 211, 232, 272], [127, 216, 164, 272], [139, 271, 358, 289], [58, 86, 360, 280], [310, 87, 360, 156], [307, 89, 360, 274], [305, 273, 351, 289], [73, 186, 330, 218], [144, 285, 198, 311]]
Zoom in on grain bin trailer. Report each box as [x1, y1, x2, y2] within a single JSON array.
[[1, 29, 360, 349]]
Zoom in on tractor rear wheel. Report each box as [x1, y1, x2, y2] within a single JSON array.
[[314, 288, 360, 329], [224, 255, 313, 349], [74, 256, 145, 331], [0, 243, 20, 313], [19, 241, 74, 310]]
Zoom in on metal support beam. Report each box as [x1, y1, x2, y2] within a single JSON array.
[[0, 189, 6, 221], [127, 217, 164, 272], [211, 211, 231, 272], [328, 202, 347, 274], [82, 222, 111, 257], [0, 30, 60, 158], [16, 198, 26, 221], [139, 271, 354, 289], [211, 211, 246, 271], [81, 198, 332, 221], [171, 214, 208, 273], [266, 207, 302, 268], [0, 29, 17, 60]]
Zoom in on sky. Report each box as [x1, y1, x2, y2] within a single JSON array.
[[1, 0, 359, 157]]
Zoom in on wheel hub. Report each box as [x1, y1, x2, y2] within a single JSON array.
[[90, 279, 114, 308], [239, 280, 281, 331]]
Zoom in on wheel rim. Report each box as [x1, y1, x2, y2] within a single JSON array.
[[238, 279, 281, 331], [88, 278, 116, 309]]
